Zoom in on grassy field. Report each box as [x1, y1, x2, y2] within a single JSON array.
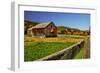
[[24, 36, 82, 43], [74, 48, 84, 59], [24, 42, 75, 61], [24, 35, 89, 61]]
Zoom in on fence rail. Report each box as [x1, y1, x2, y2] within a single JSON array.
[[37, 40, 85, 61]]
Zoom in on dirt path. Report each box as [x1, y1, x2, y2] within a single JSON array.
[[83, 36, 90, 58]]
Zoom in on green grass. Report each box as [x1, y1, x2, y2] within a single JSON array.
[[58, 34, 85, 39], [24, 42, 75, 61], [74, 48, 84, 59]]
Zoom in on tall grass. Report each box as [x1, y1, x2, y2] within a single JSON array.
[[74, 48, 84, 59], [24, 42, 75, 61]]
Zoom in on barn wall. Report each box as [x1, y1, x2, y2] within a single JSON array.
[[45, 23, 57, 37], [32, 28, 45, 36], [27, 22, 57, 37]]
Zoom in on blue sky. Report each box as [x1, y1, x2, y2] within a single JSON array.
[[24, 11, 90, 30]]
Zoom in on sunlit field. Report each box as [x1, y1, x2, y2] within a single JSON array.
[[24, 42, 75, 61], [24, 35, 88, 61]]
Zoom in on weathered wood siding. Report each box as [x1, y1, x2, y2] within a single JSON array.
[[45, 23, 57, 37]]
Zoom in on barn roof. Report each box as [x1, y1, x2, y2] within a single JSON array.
[[28, 22, 53, 30], [33, 22, 51, 28]]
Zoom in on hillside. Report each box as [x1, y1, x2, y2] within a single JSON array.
[[57, 26, 81, 34], [57, 26, 80, 31], [24, 20, 39, 34]]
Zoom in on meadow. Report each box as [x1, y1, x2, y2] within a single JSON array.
[[24, 35, 88, 61], [24, 42, 75, 61], [74, 48, 84, 59]]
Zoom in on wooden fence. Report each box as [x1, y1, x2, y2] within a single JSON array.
[[38, 40, 85, 61]]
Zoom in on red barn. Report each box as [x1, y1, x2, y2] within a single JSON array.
[[27, 22, 57, 37]]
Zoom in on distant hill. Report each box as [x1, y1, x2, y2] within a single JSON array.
[[24, 20, 39, 34], [24, 20, 39, 26], [57, 26, 90, 35], [57, 26, 80, 32]]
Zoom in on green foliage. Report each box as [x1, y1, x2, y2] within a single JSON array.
[[57, 26, 80, 31], [60, 30, 66, 34], [24, 20, 39, 34], [57, 26, 81, 34], [57, 26, 67, 30], [74, 48, 84, 59], [24, 42, 75, 61]]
